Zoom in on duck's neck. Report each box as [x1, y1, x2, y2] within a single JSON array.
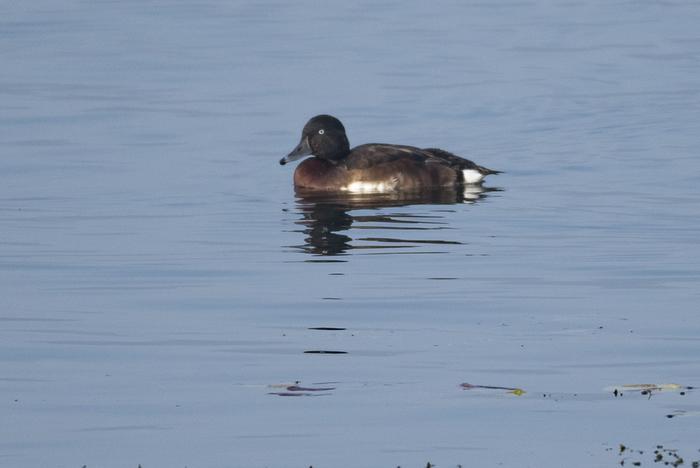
[[319, 135, 350, 163], [324, 151, 349, 165]]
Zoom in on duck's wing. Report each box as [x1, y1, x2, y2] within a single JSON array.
[[343, 144, 428, 170], [339, 143, 500, 189], [422, 148, 501, 175], [345, 144, 500, 175]]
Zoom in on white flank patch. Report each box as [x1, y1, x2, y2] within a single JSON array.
[[343, 181, 395, 193], [462, 169, 485, 184]]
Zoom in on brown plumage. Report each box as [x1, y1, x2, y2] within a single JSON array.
[[280, 115, 500, 192]]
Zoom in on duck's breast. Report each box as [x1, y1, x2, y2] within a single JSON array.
[[293, 158, 349, 190]]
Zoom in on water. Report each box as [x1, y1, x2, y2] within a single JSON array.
[[2, 1, 700, 467]]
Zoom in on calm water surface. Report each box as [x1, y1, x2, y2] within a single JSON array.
[[2, 1, 700, 467]]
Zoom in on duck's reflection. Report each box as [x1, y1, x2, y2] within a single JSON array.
[[290, 185, 500, 257]]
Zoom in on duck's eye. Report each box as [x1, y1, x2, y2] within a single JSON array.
[[318, 129, 325, 135]]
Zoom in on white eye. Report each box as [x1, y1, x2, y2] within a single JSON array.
[[318, 129, 325, 135]]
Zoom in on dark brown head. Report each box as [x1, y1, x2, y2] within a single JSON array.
[[280, 115, 350, 165]]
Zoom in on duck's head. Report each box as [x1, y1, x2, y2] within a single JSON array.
[[280, 115, 350, 165]]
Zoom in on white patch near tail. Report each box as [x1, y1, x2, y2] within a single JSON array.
[[462, 169, 485, 184]]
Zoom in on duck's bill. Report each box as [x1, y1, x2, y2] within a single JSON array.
[[280, 137, 312, 165]]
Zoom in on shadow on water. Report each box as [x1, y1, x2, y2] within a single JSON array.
[[288, 185, 501, 259]]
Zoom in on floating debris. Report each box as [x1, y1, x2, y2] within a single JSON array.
[[460, 382, 526, 396], [268, 381, 299, 389], [666, 410, 700, 419], [268, 381, 336, 397], [613, 444, 698, 467], [287, 384, 336, 392], [606, 383, 692, 398], [268, 391, 331, 397]]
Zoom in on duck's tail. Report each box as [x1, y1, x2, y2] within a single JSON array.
[[477, 165, 502, 176], [422, 148, 501, 184], [423, 148, 501, 175], [461, 165, 501, 184]]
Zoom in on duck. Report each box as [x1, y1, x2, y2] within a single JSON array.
[[280, 115, 500, 193]]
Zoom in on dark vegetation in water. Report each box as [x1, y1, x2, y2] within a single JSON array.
[[80, 452, 700, 468], [461, 382, 526, 396], [610, 384, 694, 400], [268, 380, 337, 397], [614, 444, 700, 467]]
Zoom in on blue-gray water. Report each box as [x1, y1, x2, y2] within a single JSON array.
[[2, 1, 700, 467]]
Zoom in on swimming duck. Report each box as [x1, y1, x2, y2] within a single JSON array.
[[280, 115, 500, 192]]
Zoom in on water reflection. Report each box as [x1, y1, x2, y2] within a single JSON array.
[[290, 185, 500, 258]]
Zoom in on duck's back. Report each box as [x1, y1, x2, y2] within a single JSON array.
[[342, 144, 459, 191]]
